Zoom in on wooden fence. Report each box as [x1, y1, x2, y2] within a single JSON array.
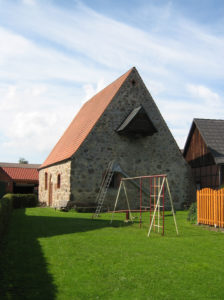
[[197, 188, 224, 228]]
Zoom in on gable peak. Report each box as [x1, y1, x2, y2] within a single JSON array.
[[40, 67, 138, 169]]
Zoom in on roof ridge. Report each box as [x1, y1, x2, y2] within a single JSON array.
[[194, 118, 224, 121], [0, 162, 40, 168]]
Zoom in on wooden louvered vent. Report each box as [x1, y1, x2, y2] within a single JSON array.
[[116, 106, 157, 136]]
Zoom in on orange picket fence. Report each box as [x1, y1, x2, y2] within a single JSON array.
[[197, 188, 224, 228]]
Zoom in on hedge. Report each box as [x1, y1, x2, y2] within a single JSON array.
[[0, 194, 38, 240], [8, 194, 38, 209], [0, 181, 6, 199], [0, 194, 13, 239]]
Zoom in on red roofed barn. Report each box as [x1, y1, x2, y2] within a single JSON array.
[[39, 68, 195, 209], [0, 163, 40, 197]]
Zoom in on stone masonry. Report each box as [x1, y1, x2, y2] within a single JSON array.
[[39, 161, 71, 207]]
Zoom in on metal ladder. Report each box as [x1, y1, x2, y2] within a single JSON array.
[[92, 160, 115, 218]]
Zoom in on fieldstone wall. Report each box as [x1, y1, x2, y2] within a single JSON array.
[[38, 160, 71, 207], [69, 68, 195, 210]]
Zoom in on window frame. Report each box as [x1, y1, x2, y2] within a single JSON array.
[[45, 172, 48, 190]]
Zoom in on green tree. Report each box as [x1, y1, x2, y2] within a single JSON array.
[[19, 158, 28, 164]]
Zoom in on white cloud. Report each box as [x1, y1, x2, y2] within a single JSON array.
[[22, 0, 36, 5], [187, 84, 221, 105], [157, 84, 224, 148], [0, 82, 80, 162], [1, 105, 76, 162], [0, 0, 223, 161], [82, 79, 106, 103], [4, 111, 61, 149], [146, 80, 165, 96]]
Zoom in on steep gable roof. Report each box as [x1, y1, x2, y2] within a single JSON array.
[[40, 68, 134, 169], [184, 118, 224, 164]]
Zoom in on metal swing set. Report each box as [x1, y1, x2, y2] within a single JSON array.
[[110, 174, 178, 237]]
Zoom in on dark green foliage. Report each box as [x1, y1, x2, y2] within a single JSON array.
[[0, 181, 6, 199], [0, 194, 38, 240], [5, 193, 38, 209], [14, 194, 38, 208], [0, 194, 13, 238], [187, 202, 197, 223], [18, 157, 28, 164]]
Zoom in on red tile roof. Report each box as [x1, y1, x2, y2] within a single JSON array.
[[1, 167, 39, 182], [41, 68, 134, 169]]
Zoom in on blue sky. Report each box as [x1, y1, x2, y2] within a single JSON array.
[[0, 0, 223, 164]]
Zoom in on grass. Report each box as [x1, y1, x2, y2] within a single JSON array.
[[1, 208, 224, 300]]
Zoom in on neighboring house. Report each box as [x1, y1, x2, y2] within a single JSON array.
[[183, 118, 224, 189], [39, 67, 195, 209], [0, 162, 40, 197]]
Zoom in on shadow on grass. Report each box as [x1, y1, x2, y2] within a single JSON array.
[[0, 208, 126, 300]]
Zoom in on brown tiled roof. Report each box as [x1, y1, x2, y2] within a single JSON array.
[[1, 167, 39, 182], [41, 68, 134, 169]]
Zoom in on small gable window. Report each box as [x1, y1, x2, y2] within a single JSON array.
[[45, 172, 48, 190], [57, 174, 61, 189], [131, 79, 136, 86]]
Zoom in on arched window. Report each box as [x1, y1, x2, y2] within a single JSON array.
[[45, 172, 48, 190], [57, 174, 61, 189]]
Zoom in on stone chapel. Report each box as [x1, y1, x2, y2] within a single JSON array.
[[39, 67, 195, 209]]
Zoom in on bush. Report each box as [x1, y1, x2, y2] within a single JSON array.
[[4, 194, 38, 209], [187, 202, 197, 223], [14, 194, 38, 208], [0, 194, 38, 240], [0, 194, 13, 239], [0, 181, 6, 199]]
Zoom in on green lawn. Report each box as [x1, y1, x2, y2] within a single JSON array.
[[0, 208, 224, 300]]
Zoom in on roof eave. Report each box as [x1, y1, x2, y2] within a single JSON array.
[[38, 157, 71, 171]]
